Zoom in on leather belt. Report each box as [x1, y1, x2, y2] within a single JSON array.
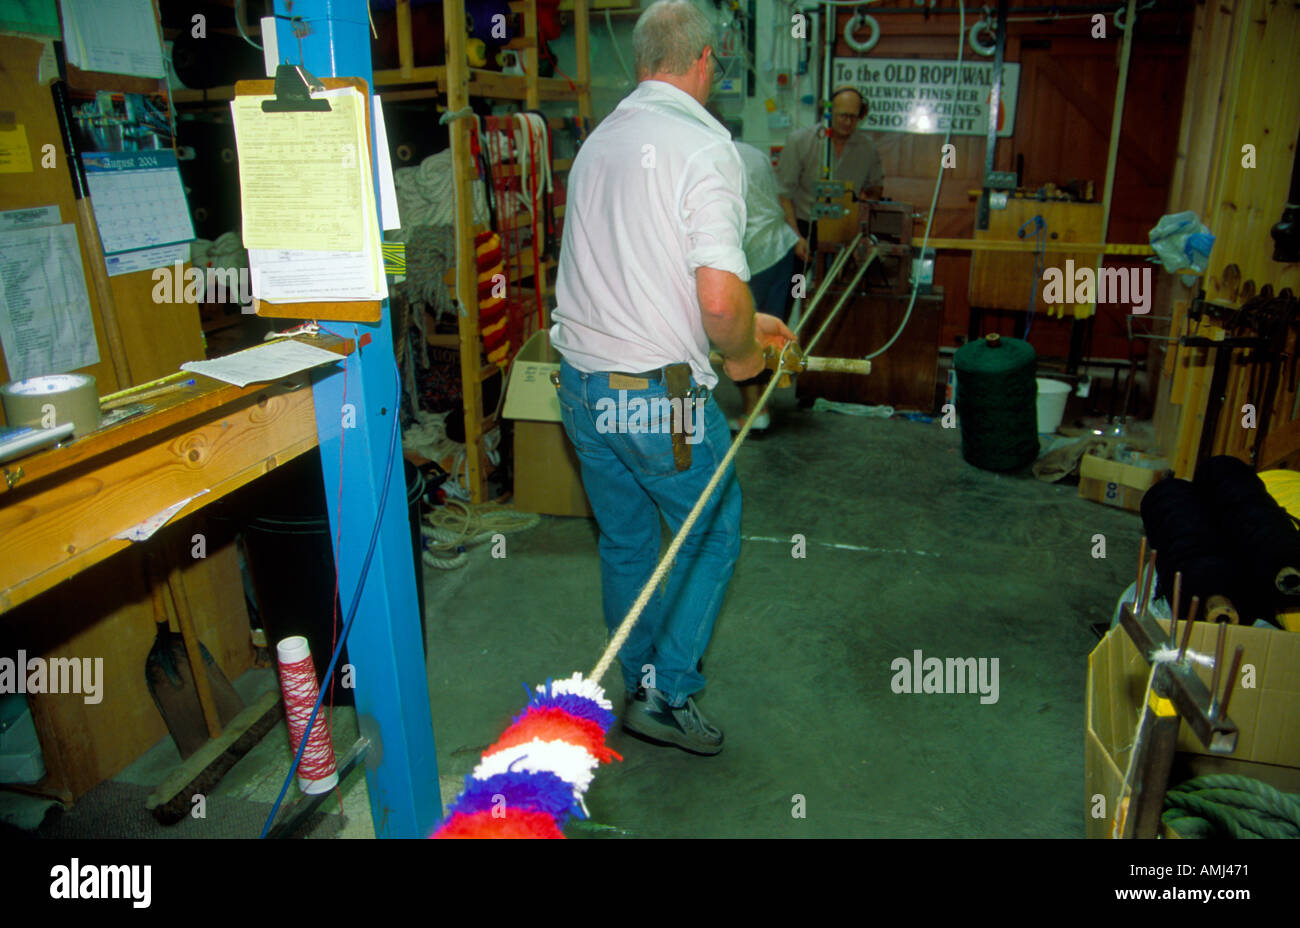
[[554, 363, 706, 472]]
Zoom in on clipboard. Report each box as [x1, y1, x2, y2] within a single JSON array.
[[232, 74, 383, 324]]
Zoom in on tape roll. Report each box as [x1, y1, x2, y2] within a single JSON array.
[[1, 373, 101, 437]]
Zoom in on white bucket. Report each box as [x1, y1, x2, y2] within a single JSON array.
[[1036, 378, 1071, 434]]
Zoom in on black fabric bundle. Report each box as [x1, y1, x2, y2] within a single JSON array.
[[1140, 477, 1242, 616], [1140, 455, 1300, 624], [1195, 456, 1300, 600]]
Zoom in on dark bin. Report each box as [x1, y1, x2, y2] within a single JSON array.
[[235, 449, 427, 707]]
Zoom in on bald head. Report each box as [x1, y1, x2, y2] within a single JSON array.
[[830, 87, 867, 141]]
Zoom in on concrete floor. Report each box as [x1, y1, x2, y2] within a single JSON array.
[[1, 377, 1143, 838], [425, 381, 1142, 837]]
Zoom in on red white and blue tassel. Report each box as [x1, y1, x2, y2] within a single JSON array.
[[432, 673, 621, 838]]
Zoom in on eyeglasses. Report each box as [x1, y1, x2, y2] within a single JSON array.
[[710, 50, 727, 85]]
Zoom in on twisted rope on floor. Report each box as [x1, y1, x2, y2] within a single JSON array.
[[1162, 775, 1300, 838]]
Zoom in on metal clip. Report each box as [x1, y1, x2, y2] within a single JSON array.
[[4, 465, 23, 490], [549, 370, 561, 387]]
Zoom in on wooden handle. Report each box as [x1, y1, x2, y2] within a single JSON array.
[[804, 357, 872, 375]]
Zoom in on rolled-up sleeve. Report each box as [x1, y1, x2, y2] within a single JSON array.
[[680, 142, 750, 280]]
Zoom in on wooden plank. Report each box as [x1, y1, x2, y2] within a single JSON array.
[[0, 380, 319, 613], [444, 0, 488, 504], [927, 237, 1153, 255], [0, 335, 349, 496], [970, 200, 1104, 311], [524, 0, 540, 111], [372, 66, 445, 88], [575, 0, 592, 123], [1090, 0, 1138, 322], [145, 689, 282, 813], [396, 0, 415, 79], [1033, 43, 1163, 181]]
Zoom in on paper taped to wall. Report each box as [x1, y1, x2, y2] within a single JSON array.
[[0, 223, 100, 380]]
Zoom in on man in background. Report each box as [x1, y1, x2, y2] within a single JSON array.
[[777, 86, 884, 255]]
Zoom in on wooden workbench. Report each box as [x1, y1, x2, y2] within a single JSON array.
[[0, 334, 350, 801]]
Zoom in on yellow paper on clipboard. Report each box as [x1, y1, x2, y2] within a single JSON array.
[[230, 87, 372, 252], [0, 124, 33, 174]]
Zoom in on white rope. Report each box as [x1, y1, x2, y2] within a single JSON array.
[[589, 247, 877, 684]]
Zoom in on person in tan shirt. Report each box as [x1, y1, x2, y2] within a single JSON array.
[[776, 87, 885, 255]]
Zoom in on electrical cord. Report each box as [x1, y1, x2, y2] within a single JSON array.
[[1018, 214, 1046, 339], [235, 0, 263, 51], [864, 0, 965, 360], [259, 354, 403, 838]]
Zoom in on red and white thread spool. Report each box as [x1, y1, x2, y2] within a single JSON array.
[[275, 636, 338, 794]]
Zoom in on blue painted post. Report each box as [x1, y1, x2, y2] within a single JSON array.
[[273, 0, 441, 838]]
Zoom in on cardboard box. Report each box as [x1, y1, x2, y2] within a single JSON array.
[[1078, 453, 1171, 512], [1085, 621, 1300, 838], [502, 331, 592, 518]]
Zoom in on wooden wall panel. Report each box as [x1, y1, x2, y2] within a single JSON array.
[[0, 34, 207, 416], [0, 35, 124, 399], [1150, 0, 1300, 471]]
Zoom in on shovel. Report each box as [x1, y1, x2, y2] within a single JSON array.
[[143, 551, 244, 759]]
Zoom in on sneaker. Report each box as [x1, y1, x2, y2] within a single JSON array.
[[622, 686, 723, 755], [727, 411, 770, 432]]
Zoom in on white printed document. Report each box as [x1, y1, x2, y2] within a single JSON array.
[[181, 339, 343, 388]]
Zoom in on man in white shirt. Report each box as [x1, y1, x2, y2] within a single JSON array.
[[551, 0, 793, 755]]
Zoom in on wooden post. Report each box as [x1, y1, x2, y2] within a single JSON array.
[[1088, 0, 1138, 321], [445, 0, 487, 502], [397, 0, 414, 79]]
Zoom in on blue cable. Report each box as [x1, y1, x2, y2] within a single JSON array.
[[259, 352, 404, 838], [1018, 215, 1046, 341]]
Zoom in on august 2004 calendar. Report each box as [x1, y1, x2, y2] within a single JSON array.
[[81, 150, 195, 256]]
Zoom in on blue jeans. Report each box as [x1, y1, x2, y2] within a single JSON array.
[[557, 359, 742, 706], [748, 245, 797, 322]]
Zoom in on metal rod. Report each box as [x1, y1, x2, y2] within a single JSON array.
[[804, 250, 879, 358], [1216, 645, 1245, 721], [267, 737, 371, 839], [1139, 550, 1157, 617], [1170, 571, 1182, 648], [794, 232, 864, 339], [1135, 536, 1148, 602], [1178, 595, 1198, 662], [1207, 620, 1229, 713]]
